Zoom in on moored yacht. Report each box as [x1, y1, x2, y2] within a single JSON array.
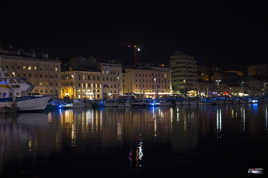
[[0, 67, 51, 111]]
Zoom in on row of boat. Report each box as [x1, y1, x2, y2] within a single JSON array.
[[48, 95, 265, 110], [0, 66, 266, 112]]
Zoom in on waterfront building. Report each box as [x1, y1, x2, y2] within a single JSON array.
[[0, 53, 61, 97], [248, 64, 268, 80], [99, 62, 123, 98], [61, 70, 103, 99], [169, 51, 198, 94], [61, 60, 123, 99], [123, 65, 172, 98]]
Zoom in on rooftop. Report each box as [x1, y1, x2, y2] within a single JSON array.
[[0, 54, 60, 63]]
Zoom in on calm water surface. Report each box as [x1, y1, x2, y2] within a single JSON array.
[[1, 104, 268, 177]]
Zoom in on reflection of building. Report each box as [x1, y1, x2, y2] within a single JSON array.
[[169, 51, 198, 94], [123, 65, 172, 98], [0, 54, 61, 97]]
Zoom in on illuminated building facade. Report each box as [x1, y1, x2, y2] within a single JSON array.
[[169, 51, 198, 94], [61, 70, 103, 99], [123, 66, 172, 98], [0, 54, 61, 97], [61, 62, 123, 99], [99, 63, 123, 98]]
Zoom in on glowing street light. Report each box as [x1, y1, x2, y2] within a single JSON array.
[[216, 80, 221, 86]]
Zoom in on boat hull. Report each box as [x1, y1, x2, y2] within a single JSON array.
[[16, 96, 51, 111]]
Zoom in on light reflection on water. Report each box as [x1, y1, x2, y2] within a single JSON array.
[[0, 104, 268, 175]]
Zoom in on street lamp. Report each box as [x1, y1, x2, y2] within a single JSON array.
[[116, 75, 120, 96], [240, 80, 245, 94], [153, 77, 157, 99], [264, 82, 267, 96], [216, 80, 221, 95], [216, 80, 221, 86]]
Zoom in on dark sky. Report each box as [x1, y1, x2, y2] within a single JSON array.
[[1, 0, 268, 65]]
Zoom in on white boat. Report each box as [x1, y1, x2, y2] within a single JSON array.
[[15, 95, 51, 111], [0, 67, 51, 111], [17, 113, 49, 128]]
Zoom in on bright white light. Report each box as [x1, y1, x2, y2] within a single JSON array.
[[242, 107, 245, 132], [252, 100, 258, 103], [138, 143, 143, 160], [248, 168, 263, 174], [265, 108, 268, 129], [216, 108, 222, 132], [137, 47, 141, 52]]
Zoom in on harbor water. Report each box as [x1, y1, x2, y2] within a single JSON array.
[[1, 104, 268, 177]]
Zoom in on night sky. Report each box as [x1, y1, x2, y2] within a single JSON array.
[[1, 1, 268, 65]]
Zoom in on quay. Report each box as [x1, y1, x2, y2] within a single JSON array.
[[45, 95, 268, 110]]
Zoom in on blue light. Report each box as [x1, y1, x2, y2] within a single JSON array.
[[0, 81, 7, 84], [58, 108, 62, 115], [58, 104, 63, 108], [252, 103, 258, 112]]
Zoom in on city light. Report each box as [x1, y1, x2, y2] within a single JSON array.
[[252, 103, 258, 112], [216, 108, 222, 132]]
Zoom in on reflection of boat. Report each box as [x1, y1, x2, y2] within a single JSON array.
[[0, 67, 51, 111], [16, 113, 49, 128]]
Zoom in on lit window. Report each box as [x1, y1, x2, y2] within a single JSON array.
[[12, 72, 16, 77], [71, 74, 74, 79], [34, 66, 37, 70], [23, 66, 26, 70], [55, 67, 58, 72], [40, 82, 43, 86], [28, 66, 32, 70]]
